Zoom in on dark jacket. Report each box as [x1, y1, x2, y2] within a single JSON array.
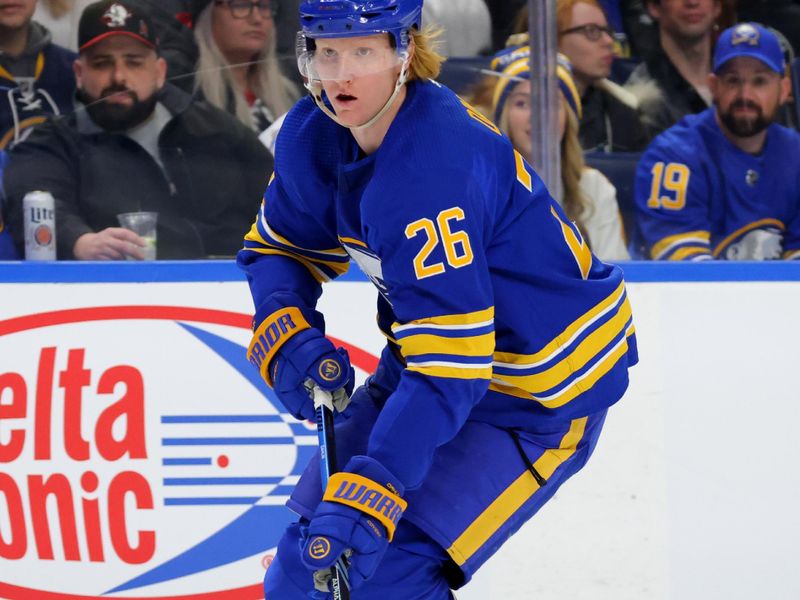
[[0, 22, 76, 150], [580, 79, 651, 153], [4, 84, 273, 259], [624, 42, 710, 137]]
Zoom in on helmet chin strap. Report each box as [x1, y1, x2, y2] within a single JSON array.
[[306, 57, 411, 131]]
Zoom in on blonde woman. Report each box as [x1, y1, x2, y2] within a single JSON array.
[[490, 41, 630, 261], [193, 0, 298, 133]]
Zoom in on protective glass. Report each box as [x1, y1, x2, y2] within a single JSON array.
[[296, 32, 407, 82]]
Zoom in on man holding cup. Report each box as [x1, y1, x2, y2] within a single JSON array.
[[3, 0, 272, 260]]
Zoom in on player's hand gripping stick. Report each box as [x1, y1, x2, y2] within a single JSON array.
[[310, 384, 351, 600]]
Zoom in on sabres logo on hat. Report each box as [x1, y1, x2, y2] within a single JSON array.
[[79, 0, 158, 52], [308, 536, 331, 560], [731, 23, 760, 47], [319, 359, 341, 381], [102, 3, 133, 28]]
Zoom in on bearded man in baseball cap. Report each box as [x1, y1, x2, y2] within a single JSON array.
[[633, 23, 800, 262]]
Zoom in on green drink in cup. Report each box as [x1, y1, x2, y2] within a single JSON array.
[[117, 211, 157, 260]]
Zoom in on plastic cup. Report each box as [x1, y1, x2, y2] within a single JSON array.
[[117, 211, 157, 260]]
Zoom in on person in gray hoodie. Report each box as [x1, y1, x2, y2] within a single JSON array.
[[0, 0, 76, 151]]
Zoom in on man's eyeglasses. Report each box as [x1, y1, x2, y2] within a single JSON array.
[[214, 0, 277, 19], [559, 23, 614, 41]]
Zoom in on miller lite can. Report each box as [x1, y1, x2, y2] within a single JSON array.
[[23, 190, 56, 260]]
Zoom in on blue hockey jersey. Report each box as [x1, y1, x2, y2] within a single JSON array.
[[634, 107, 800, 260], [238, 79, 638, 492]]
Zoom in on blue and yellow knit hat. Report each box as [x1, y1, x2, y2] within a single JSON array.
[[491, 36, 582, 125]]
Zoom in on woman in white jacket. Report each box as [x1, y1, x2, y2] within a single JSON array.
[[490, 40, 630, 261]]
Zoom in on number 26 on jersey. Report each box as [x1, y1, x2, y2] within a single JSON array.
[[405, 207, 474, 280], [647, 161, 690, 210]]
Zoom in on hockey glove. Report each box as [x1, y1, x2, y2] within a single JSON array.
[[270, 328, 354, 421], [301, 456, 407, 591]]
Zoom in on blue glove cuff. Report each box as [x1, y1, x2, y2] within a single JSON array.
[[343, 456, 405, 498]]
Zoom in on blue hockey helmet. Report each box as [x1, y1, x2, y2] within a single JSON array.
[[299, 0, 423, 52]]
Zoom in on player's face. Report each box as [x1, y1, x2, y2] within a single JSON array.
[[505, 81, 532, 162], [648, 0, 720, 43], [212, 0, 274, 61], [313, 34, 403, 127], [711, 57, 789, 138], [558, 2, 614, 87], [74, 36, 167, 131]]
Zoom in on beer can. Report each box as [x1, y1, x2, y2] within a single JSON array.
[[23, 190, 56, 261]]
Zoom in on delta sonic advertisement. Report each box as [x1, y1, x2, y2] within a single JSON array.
[[0, 274, 379, 599]]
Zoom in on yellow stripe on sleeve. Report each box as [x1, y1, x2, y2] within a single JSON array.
[[446, 417, 588, 566], [783, 249, 800, 260], [392, 307, 494, 332], [551, 206, 591, 279], [669, 246, 711, 261], [339, 236, 369, 248], [406, 363, 493, 380], [397, 332, 495, 359], [244, 223, 350, 281], [241, 247, 329, 283], [650, 230, 710, 260], [514, 150, 532, 192]]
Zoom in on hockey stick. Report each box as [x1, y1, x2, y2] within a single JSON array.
[[311, 385, 351, 600]]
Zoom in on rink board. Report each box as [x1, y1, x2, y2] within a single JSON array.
[[0, 261, 798, 600]]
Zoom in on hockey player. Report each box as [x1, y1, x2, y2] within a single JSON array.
[[237, 1, 639, 597], [634, 22, 800, 261]]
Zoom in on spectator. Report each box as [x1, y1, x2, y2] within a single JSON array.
[[621, 0, 734, 59], [634, 23, 800, 260], [491, 42, 630, 261], [192, 0, 298, 134], [34, 1, 201, 92], [3, 0, 272, 260], [0, 0, 76, 150], [624, 0, 721, 136], [556, 0, 651, 151], [422, 0, 491, 57]]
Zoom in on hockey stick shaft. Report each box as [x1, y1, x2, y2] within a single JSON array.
[[313, 387, 350, 600]]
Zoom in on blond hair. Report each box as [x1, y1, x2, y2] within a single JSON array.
[[496, 87, 594, 248], [406, 26, 446, 82], [193, 5, 298, 129], [561, 107, 594, 244]]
